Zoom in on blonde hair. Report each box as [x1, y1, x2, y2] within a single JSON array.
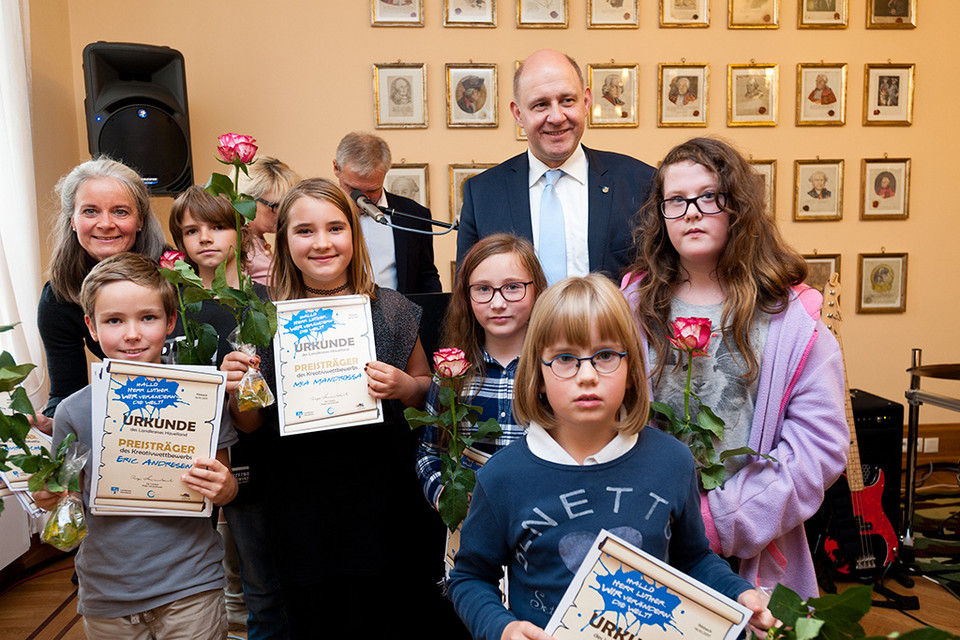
[[236, 156, 300, 200], [168, 186, 248, 269], [513, 274, 649, 435], [79, 252, 176, 321], [270, 178, 376, 302]]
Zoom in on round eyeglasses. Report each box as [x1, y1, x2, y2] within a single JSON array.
[[469, 281, 534, 304], [541, 349, 627, 379], [658, 192, 727, 219], [256, 197, 279, 212]]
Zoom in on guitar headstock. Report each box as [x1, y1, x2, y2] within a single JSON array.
[[822, 272, 842, 339]]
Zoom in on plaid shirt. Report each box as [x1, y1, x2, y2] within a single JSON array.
[[414, 350, 523, 507]]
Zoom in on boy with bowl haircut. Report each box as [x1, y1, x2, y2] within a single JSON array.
[[32, 252, 238, 639]]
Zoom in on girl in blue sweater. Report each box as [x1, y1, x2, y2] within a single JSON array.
[[446, 274, 773, 640]]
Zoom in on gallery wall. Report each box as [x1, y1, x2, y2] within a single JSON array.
[[27, 0, 960, 422]]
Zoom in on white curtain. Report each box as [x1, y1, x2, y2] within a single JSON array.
[[0, 0, 47, 409]]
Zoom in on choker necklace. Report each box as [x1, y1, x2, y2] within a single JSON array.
[[305, 282, 350, 296]]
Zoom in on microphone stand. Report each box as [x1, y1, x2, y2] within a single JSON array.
[[370, 204, 458, 236]]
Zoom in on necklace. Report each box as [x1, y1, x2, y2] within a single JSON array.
[[305, 282, 350, 296]]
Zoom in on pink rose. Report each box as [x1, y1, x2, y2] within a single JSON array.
[[159, 250, 187, 270], [216, 133, 257, 164], [668, 317, 713, 357], [433, 348, 471, 379]]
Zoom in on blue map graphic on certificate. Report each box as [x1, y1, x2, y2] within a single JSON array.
[[584, 563, 681, 635], [281, 308, 339, 342], [111, 376, 187, 428]]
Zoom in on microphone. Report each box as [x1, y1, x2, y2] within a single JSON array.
[[350, 190, 387, 224]]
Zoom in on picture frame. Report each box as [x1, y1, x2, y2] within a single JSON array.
[[796, 63, 846, 126], [444, 0, 496, 27], [588, 0, 639, 28], [658, 63, 708, 127], [863, 63, 914, 126], [588, 64, 639, 127], [371, 0, 424, 27], [660, 0, 709, 27], [866, 0, 915, 29], [750, 159, 777, 216], [449, 163, 496, 222], [728, 64, 778, 126], [517, 0, 568, 27], [728, 0, 779, 28], [373, 63, 427, 129], [798, 0, 847, 28], [857, 252, 907, 313], [446, 63, 498, 128], [860, 157, 910, 220], [802, 253, 841, 294], [513, 60, 527, 141], [385, 163, 430, 209], [794, 159, 844, 221]]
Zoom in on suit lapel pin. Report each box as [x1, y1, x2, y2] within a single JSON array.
[[601, 186, 610, 194]]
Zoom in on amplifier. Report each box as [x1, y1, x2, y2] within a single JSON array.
[[849, 388, 904, 532]]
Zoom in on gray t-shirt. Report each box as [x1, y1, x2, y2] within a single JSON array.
[[648, 298, 770, 477], [53, 383, 238, 618]]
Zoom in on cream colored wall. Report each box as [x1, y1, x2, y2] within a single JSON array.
[[29, 0, 960, 423]]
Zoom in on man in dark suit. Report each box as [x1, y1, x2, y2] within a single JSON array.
[[334, 132, 441, 294], [456, 49, 655, 284]]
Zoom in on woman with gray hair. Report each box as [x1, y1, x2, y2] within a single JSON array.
[[36, 156, 167, 427]]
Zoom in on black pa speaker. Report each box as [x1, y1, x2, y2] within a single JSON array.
[[82, 42, 193, 195]]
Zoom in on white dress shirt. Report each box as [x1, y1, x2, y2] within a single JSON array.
[[527, 145, 590, 278]]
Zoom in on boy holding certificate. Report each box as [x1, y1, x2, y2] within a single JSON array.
[[33, 253, 238, 639]]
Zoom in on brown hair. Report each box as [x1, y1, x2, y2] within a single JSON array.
[[79, 252, 176, 321], [168, 186, 248, 270], [513, 274, 649, 435]]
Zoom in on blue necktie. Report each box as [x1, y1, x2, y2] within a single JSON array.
[[538, 169, 566, 286]]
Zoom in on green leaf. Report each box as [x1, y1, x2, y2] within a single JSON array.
[[0, 323, 19, 333], [699, 463, 726, 490], [767, 584, 807, 625], [718, 446, 761, 461], [795, 617, 826, 640], [8, 386, 35, 417], [404, 407, 437, 429], [239, 309, 272, 347], [233, 198, 257, 223], [205, 172, 235, 198], [649, 401, 679, 427], [0, 359, 36, 393], [472, 418, 503, 442], [696, 405, 725, 438]]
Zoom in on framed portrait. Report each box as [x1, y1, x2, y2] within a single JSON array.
[[373, 63, 427, 128], [449, 163, 495, 222], [750, 159, 777, 216], [589, 0, 639, 28], [661, 0, 709, 27], [385, 163, 429, 208], [857, 252, 907, 313], [727, 64, 778, 126], [658, 64, 708, 127], [866, 0, 915, 29], [513, 60, 527, 141], [799, 0, 847, 28], [446, 63, 498, 128], [860, 157, 910, 220], [518, 0, 568, 27], [794, 159, 843, 221], [729, 0, 779, 28], [802, 253, 841, 294], [444, 0, 496, 27], [863, 63, 914, 126], [796, 63, 846, 126], [588, 64, 639, 127], [371, 0, 424, 27]]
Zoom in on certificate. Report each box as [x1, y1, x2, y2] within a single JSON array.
[[0, 428, 52, 491], [273, 295, 382, 436], [546, 530, 751, 640], [89, 360, 227, 517]]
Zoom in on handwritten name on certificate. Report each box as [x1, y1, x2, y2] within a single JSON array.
[[273, 295, 382, 436], [90, 361, 226, 516]]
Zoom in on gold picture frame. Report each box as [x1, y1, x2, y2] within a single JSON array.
[[863, 63, 914, 126], [588, 64, 639, 128], [385, 163, 430, 209], [796, 63, 846, 126], [729, 0, 779, 28], [658, 63, 708, 127], [750, 159, 777, 216], [373, 62, 427, 129], [371, 0, 424, 27], [866, 0, 915, 29], [802, 253, 841, 294], [449, 163, 496, 222], [860, 157, 910, 220], [518, 0, 568, 28], [857, 252, 907, 313], [660, 0, 709, 27], [728, 63, 778, 126], [798, 0, 848, 28], [794, 159, 844, 221], [446, 63, 498, 128], [588, 0, 639, 28], [444, 0, 497, 26]]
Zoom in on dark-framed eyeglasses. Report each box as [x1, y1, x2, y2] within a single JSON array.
[[540, 349, 627, 379], [468, 281, 534, 304], [658, 192, 727, 219], [256, 197, 279, 212]]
